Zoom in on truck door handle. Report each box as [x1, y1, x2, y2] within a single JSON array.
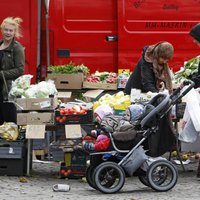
[[105, 35, 118, 42]]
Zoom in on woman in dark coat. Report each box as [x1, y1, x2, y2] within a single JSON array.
[[189, 22, 200, 178], [124, 41, 174, 94], [189, 22, 200, 88]]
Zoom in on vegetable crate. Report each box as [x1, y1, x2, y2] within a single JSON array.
[[59, 162, 86, 179], [15, 97, 58, 111], [55, 109, 93, 124], [64, 150, 88, 167], [46, 73, 83, 89]]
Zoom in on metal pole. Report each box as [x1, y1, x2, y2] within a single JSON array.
[[44, 0, 50, 67]]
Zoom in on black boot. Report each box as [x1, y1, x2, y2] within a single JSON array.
[[197, 160, 200, 178]]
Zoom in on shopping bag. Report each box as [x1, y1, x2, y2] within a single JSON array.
[[2, 101, 17, 123], [184, 88, 200, 132], [179, 118, 199, 143]]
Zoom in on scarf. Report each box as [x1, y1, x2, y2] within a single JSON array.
[[144, 42, 173, 93]]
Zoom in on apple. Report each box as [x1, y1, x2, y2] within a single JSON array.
[[182, 154, 189, 161], [171, 150, 177, 157], [195, 153, 200, 160]]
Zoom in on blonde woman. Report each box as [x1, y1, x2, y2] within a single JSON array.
[[0, 17, 25, 124]]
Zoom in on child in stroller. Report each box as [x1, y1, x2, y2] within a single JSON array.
[[82, 103, 145, 152], [86, 80, 195, 194]]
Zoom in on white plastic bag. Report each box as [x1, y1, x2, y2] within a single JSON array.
[[179, 118, 198, 143], [184, 88, 200, 132]]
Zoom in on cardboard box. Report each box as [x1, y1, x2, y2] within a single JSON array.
[[17, 112, 54, 125], [82, 89, 104, 102], [47, 73, 83, 89], [57, 91, 73, 103], [15, 97, 58, 111], [83, 81, 118, 90]]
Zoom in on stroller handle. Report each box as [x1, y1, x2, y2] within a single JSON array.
[[180, 80, 195, 97], [170, 80, 195, 105]]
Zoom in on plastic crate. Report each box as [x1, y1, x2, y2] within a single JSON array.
[[0, 140, 27, 176], [64, 150, 88, 167], [55, 109, 93, 124], [176, 102, 186, 119], [59, 162, 86, 179], [50, 148, 65, 161], [0, 159, 27, 176]]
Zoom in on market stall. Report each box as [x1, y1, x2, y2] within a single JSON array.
[[1, 57, 200, 178]]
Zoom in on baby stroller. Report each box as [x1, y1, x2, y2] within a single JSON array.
[[86, 80, 195, 194]]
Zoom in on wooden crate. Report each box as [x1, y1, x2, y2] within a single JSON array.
[[83, 81, 117, 90]]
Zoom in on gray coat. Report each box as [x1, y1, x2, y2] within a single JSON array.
[[0, 39, 25, 100]]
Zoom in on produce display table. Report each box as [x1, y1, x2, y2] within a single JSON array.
[[25, 123, 95, 176], [26, 125, 57, 176]]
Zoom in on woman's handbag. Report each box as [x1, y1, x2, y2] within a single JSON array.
[[1, 71, 17, 123]]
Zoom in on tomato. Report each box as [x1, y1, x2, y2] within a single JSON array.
[[60, 169, 65, 174], [67, 108, 74, 114], [56, 116, 61, 121], [79, 109, 86, 115], [64, 171, 69, 177], [59, 118, 64, 124], [63, 108, 69, 114], [62, 116, 67, 121], [60, 109, 66, 115]]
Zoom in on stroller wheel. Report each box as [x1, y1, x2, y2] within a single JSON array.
[[93, 161, 125, 194], [147, 159, 178, 192], [86, 165, 97, 189], [138, 175, 149, 187]]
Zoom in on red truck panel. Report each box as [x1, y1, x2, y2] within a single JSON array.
[[0, 0, 38, 82], [48, 0, 118, 73], [46, 0, 200, 74], [118, 0, 200, 72]]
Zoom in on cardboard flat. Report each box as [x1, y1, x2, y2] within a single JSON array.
[[57, 91, 72, 98], [17, 112, 54, 125], [83, 81, 117, 90], [83, 89, 104, 99], [65, 125, 82, 138], [26, 125, 46, 139]]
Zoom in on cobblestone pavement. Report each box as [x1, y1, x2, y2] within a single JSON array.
[[0, 160, 200, 200]]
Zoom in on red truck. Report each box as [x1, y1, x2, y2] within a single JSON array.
[[1, 0, 200, 82]]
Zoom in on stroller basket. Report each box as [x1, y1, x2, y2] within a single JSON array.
[[121, 146, 148, 176]]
